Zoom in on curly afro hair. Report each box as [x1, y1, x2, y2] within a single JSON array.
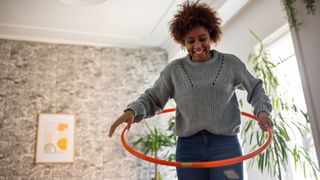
[[169, 0, 222, 46]]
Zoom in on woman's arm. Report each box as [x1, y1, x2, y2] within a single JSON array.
[[108, 67, 173, 137], [238, 61, 273, 131]]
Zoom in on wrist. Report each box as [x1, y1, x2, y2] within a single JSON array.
[[258, 111, 269, 116], [124, 108, 135, 116]]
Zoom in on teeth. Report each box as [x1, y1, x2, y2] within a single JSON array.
[[194, 50, 203, 54]]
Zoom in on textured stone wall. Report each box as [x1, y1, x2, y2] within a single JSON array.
[[0, 39, 169, 179]]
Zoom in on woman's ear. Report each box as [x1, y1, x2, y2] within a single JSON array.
[[179, 44, 185, 50], [180, 40, 186, 47]]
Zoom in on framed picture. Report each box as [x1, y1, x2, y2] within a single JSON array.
[[35, 113, 76, 163]]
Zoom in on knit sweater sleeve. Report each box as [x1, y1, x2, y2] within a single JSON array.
[[236, 58, 272, 116], [126, 66, 173, 122]]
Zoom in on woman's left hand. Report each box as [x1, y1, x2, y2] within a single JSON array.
[[257, 112, 273, 131]]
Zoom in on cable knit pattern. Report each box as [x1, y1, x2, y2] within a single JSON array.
[[127, 50, 272, 137]]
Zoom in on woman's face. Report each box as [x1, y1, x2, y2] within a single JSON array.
[[184, 26, 212, 62]]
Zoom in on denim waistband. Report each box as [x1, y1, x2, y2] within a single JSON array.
[[193, 130, 237, 138]]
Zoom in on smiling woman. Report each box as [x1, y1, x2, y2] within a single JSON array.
[[108, 1, 273, 180], [183, 26, 212, 62]]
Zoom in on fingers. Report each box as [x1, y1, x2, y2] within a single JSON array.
[[258, 118, 273, 131], [267, 119, 273, 130], [257, 112, 273, 131], [258, 120, 267, 131], [108, 121, 118, 137], [126, 118, 133, 131], [108, 116, 123, 137], [108, 111, 134, 138]]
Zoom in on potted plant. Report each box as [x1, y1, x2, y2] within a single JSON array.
[[240, 31, 319, 179], [132, 117, 176, 180], [280, 0, 317, 31]]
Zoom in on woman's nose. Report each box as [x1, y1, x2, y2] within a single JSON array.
[[194, 40, 202, 49]]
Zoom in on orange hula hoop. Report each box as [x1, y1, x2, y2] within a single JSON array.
[[121, 108, 272, 168]]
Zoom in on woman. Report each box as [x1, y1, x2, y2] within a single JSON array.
[[109, 1, 273, 179]]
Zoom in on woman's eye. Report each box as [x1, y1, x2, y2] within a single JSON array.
[[199, 38, 206, 42], [187, 40, 195, 44]]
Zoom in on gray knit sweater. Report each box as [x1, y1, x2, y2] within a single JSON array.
[[127, 49, 272, 137]]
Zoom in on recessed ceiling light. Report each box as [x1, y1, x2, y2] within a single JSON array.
[[57, 0, 107, 5]]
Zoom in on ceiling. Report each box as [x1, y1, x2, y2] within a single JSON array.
[[0, 0, 249, 57]]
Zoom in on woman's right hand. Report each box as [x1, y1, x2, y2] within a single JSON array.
[[108, 110, 135, 138]]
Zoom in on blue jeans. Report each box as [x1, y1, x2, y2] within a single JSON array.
[[176, 130, 243, 180]]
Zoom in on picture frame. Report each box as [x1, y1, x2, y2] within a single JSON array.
[[35, 113, 76, 163]]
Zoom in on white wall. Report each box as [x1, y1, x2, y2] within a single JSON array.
[[215, 0, 285, 60], [290, 0, 320, 168]]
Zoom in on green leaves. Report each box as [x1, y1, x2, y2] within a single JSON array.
[[280, 0, 317, 31], [131, 118, 177, 180], [241, 31, 318, 179], [132, 121, 176, 157]]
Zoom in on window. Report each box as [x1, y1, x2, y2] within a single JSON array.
[[264, 25, 319, 180]]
